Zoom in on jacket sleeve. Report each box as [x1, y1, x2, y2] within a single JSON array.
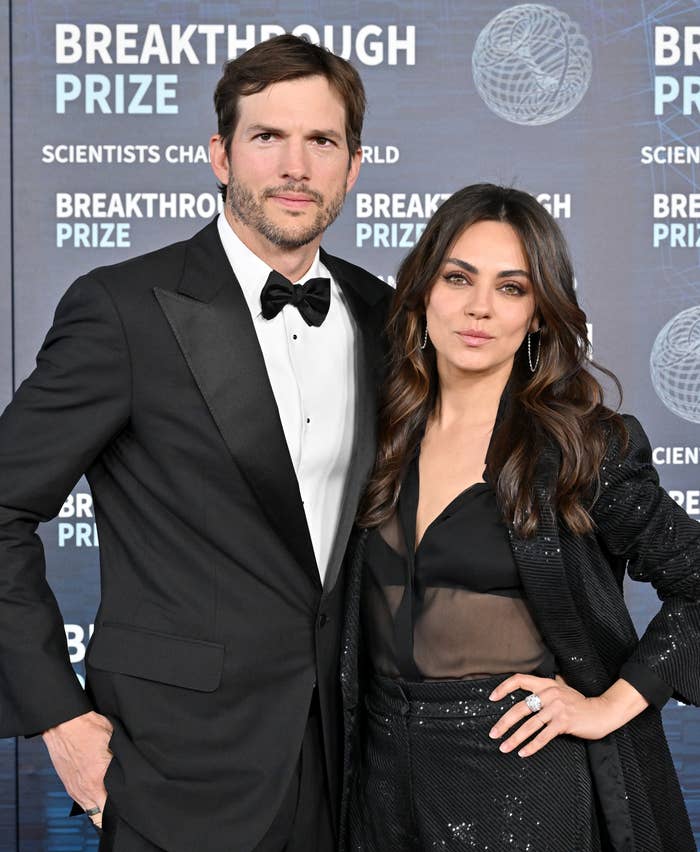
[[0, 273, 131, 736], [592, 414, 700, 708]]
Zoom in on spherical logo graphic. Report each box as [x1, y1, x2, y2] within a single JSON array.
[[472, 4, 592, 126], [650, 306, 700, 424]]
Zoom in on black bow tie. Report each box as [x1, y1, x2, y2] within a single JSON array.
[[260, 270, 331, 327]]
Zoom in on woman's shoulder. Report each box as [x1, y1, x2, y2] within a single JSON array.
[[599, 411, 650, 462], [592, 411, 658, 500]]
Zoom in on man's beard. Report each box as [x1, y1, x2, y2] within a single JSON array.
[[226, 175, 346, 250]]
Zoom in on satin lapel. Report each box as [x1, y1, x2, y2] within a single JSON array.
[[508, 443, 606, 694], [321, 255, 383, 593], [154, 222, 318, 581]]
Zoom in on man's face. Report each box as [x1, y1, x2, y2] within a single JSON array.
[[211, 76, 361, 253]]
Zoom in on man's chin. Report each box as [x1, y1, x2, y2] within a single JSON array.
[[266, 232, 319, 250], [259, 222, 323, 250]]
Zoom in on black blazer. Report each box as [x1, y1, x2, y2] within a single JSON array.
[[340, 416, 700, 851], [0, 219, 392, 852]]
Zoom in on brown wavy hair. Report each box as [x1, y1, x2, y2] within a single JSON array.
[[359, 184, 626, 537]]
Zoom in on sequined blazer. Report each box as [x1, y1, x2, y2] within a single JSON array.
[[340, 415, 699, 852]]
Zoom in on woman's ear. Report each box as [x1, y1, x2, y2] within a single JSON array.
[[529, 314, 541, 333]]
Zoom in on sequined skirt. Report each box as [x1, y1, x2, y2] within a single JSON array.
[[347, 674, 601, 852]]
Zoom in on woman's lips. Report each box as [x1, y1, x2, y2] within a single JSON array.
[[456, 330, 494, 347]]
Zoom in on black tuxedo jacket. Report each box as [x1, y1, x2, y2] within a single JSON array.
[[0, 219, 392, 852]]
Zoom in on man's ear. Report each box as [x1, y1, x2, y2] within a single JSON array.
[[345, 147, 362, 194], [209, 135, 229, 185]]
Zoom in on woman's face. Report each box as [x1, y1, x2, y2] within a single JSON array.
[[425, 219, 538, 382]]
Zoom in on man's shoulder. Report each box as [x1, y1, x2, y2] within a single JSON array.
[[84, 220, 217, 294]]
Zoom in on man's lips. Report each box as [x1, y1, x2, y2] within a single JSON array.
[[269, 193, 317, 209]]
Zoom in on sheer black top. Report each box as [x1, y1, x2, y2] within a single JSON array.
[[362, 456, 555, 681]]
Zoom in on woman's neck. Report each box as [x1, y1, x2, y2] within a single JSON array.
[[431, 367, 510, 432]]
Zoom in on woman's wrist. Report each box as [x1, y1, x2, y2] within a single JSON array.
[[595, 679, 650, 735]]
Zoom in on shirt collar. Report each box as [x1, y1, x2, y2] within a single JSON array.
[[217, 213, 325, 319]]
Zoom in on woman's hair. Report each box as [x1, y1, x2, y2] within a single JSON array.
[[359, 183, 626, 537]]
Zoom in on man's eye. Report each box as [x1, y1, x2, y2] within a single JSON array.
[[256, 132, 274, 141], [315, 137, 331, 146]]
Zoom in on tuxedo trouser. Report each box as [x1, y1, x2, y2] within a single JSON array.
[[96, 691, 334, 852], [253, 690, 334, 852]]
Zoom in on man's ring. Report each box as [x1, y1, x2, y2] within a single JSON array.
[[85, 806, 101, 818], [525, 693, 543, 713]]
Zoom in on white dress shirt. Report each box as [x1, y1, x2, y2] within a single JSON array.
[[217, 213, 356, 584]]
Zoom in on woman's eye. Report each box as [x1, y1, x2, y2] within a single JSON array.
[[444, 272, 469, 285], [500, 282, 525, 295]]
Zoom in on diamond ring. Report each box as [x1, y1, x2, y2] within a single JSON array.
[[525, 693, 543, 713]]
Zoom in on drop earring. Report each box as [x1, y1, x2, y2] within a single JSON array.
[[527, 330, 541, 372], [420, 319, 428, 350]]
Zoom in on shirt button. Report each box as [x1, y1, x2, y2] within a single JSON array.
[[306, 417, 311, 424], [292, 334, 298, 340], [318, 613, 328, 628]]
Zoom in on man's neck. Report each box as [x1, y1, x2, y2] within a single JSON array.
[[223, 207, 320, 282]]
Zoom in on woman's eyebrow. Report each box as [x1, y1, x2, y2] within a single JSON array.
[[445, 257, 531, 279]]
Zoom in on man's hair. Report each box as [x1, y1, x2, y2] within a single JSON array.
[[214, 34, 366, 199]]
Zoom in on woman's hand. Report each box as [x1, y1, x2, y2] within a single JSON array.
[[487, 673, 648, 757]]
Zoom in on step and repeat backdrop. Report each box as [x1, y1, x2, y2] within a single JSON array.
[[2, 0, 700, 849]]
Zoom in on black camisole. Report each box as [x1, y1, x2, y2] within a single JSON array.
[[362, 455, 555, 681]]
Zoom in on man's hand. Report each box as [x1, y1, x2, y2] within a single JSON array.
[[42, 711, 114, 829]]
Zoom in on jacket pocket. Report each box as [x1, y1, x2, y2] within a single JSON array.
[[86, 622, 224, 692]]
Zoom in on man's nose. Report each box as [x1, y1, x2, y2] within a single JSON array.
[[279, 139, 310, 182]]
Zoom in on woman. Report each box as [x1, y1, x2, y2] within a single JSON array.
[[340, 184, 700, 851]]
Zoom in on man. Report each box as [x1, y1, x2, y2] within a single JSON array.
[[0, 35, 391, 852]]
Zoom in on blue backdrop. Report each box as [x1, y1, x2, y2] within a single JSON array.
[[1, 1, 700, 849]]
